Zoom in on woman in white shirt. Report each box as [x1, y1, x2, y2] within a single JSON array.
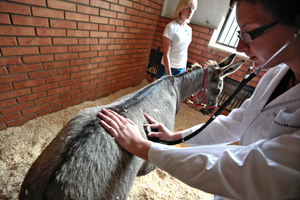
[[99, 0, 300, 199], [156, 0, 197, 79]]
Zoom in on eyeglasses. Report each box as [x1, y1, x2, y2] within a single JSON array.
[[236, 19, 281, 44]]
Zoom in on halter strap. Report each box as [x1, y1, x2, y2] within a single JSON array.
[[190, 67, 217, 109]]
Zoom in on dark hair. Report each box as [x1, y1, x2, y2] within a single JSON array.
[[230, 0, 300, 27]]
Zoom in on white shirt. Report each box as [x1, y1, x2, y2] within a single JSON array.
[[161, 20, 192, 69], [148, 64, 300, 200]]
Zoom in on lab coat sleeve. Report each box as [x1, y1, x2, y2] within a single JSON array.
[[180, 98, 251, 146], [148, 130, 300, 200]]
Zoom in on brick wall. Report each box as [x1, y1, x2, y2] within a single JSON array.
[[0, 0, 264, 130]]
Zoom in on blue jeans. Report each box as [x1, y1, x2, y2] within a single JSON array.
[[155, 64, 185, 79]]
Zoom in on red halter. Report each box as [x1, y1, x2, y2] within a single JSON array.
[[188, 67, 218, 109]]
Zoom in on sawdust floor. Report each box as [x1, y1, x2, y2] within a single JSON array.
[[0, 79, 213, 200]]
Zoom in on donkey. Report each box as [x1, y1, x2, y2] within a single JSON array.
[[19, 54, 244, 200]]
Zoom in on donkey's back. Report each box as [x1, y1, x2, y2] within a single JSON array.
[[19, 77, 178, 200]]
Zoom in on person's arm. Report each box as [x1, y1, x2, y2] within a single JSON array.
[[148, 131, 300, 199], [98, 109, 152, 162], [162, 36, 172, 75]]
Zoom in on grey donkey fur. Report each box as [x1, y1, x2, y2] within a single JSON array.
[[19, 54, 244, 200]]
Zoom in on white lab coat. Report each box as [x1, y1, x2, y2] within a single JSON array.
[[148, 64, 300, 200]]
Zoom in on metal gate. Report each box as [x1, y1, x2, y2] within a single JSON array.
[[218, 77, 255, 111]]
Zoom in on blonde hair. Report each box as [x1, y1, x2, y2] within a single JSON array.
[[173, 0, 198, 23]]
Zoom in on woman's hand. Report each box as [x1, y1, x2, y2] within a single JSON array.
[[98, 109, 152, 162], [144, 113, 182, 141]]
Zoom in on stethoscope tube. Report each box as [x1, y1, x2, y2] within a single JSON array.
[[147, 29, 300, 145]]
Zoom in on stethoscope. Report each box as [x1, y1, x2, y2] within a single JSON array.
[[146, 29, 300, 145]]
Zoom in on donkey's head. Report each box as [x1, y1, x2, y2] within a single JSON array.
[[191, 54, 245, 115]]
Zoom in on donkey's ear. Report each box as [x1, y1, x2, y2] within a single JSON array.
[[218, 60, 245, 77], [218, 54, 236, 68]]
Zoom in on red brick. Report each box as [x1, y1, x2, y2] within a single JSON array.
[[47, 86, 70, 96], [17, 92, 47, 104], [13, 79, 45, 89], [32, 7, 64, 19], [6, 114, 36, 128], [0, 14, 10, 24], [65, 12, 89, 22], [43, 60, 69, 69], [47, 0, 76, 11], [90, 56, 107, 63], [0, 56, 22, 66], [0, 112, 21, 124], [99, 25, 116, 31], [78, 22, 98, 31], [0, 123, 5, 131], [46, 74, 70, 83], [8, 64, 42, 74], [116, 27, 129, 33], [38, 106, 60, 117], [90, 45, 107, 51], [50, 19, 76, 29], [79, 63, 97, 71], [11, 15, 48, 27], [9, 0, 46, 6], [31, 83, 58, 93], [0, 88, 31, 101], [70, 58, 89, 66], [28, 69, 56, 79], [90, 16, 109, 24], [68, 45, 89, 52], [90, 0, 109, 9], [111, 4, 126, 13], [77, 4, 99, 15], [99, 38, 114, 44], [79, 51, 97, 58], [59, 77, 80, 87], [22, 104, 49, 116], [1, 47, 38, 56], [0, 98, 16, 109], [57, 66, 79, 74], [0, 82, 12, 92], [23, 54, 54, 64], [118, 13, 131, 20], [36, 28, 66, 37], [18, 37, 52, 46], [0, 37, 17, 46], [100, 9, 117, 18], [70, 82, 89, 90], [40, 46, 67, 54], [78, 38, 98, 44], [34, 95, 58, 106], [109, 19, 124, 26], [53, 38, 78, 45], [72, 91, 89, 100], [54, 53, 78, 61], [71, 70, 89, 78], [59, 88, 80, 99], [91, 67, 106, 74], [0, 26, 35, 36], [67, 30, 89, 37], [90, 31, 108, 38], [0, 2, 30, 15], [119, 0, 133, 7]]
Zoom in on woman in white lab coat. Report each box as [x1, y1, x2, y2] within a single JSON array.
[[98, 0, 300, 199]]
